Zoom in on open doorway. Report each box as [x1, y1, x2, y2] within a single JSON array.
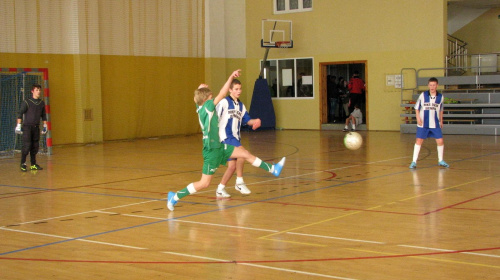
[[320, 61, 367, 127]]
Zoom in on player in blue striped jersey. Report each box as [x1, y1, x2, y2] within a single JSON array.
[[409, 77, 449, 169], [215, 79, 261, 197], [166, 70, 285, 211]]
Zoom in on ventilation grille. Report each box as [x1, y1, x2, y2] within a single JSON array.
[[84, 109, 93, 121]]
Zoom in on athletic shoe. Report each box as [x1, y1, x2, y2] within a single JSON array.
[[167, 191, 177, 211], [272, 157, 286, 177], [438, 160, 449, 168], [342, 128, 348, 132], [351, 128, 356, 131], [30, 164, 43, 170], [235, 183, 251, 195], [20, 163, 27, 172], [409, 162, 417, 169], [216, 188, 231, 198]]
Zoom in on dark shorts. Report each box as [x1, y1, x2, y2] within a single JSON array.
[[416, 127, 443, 139]]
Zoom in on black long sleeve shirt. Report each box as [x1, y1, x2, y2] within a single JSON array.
[[17, 97, 47, 126]]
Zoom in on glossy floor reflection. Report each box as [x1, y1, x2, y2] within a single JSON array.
[[1, 130, 499, 279]]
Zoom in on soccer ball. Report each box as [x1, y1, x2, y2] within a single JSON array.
[[344, 132, 363, 150]]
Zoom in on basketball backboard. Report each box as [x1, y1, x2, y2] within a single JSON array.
[[261, 19, 293, 48]]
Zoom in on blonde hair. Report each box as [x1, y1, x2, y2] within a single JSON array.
[[194, 87, 212, 106]]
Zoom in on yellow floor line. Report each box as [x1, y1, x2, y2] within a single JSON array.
[[399, 177, 491, 202]]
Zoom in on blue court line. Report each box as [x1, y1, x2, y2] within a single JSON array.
[[2, 151, 499, 256], [0, 184, 165, 201], [0, 179, 353, 256]]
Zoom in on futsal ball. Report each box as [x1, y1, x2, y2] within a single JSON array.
[[344, 132, 363, 150]]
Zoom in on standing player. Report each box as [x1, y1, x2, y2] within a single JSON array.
[[215, 79, 261, 197], [348, 70, 365, 114], [167, 70, 286, 211], [409, 77, 449, 169], [15, 84, 47, 172]]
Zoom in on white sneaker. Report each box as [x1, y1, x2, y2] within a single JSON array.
[[235, 183, 251, 195], [216, 188, 231, 198]]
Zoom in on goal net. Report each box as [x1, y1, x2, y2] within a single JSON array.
[[0, 68, 52, 158]]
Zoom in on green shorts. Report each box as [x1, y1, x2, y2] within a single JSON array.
[[202, 144, 234, 175]]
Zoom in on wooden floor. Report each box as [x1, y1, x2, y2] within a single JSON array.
[[1, 130, 499, 279]]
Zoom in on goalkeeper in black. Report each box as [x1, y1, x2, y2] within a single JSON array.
[[15, 84, 48, 172]]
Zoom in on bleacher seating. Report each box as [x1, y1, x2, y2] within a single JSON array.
[[400, 74, 500, 135]]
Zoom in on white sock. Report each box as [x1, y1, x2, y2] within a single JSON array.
[[352, 124, 356, 129], [217, 184, 225, 191], [252, 158, 262, 167], [236, 177, 244, 184], [344, 126, 348, 129], [437, 145, 444, 162], [412, 144, 421, 162], [187, 182, 197, 194]]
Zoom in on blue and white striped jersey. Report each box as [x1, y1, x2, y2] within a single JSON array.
[[414, 91, 444, 128], [216, 96, 251, 142]]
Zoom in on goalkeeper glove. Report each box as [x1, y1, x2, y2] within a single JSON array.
[[42, 124, 48, 134], [15, 124, 22, 134]]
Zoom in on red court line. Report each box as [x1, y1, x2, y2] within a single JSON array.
[[423, 190, 500, 215], [451, 207, 500, 212], [0, 246, 498, 264]]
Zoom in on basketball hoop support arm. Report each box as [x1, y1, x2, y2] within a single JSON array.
[[259, 47, 271, 79]]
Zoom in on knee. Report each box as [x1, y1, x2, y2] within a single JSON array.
[[227, 162, 237, 173]]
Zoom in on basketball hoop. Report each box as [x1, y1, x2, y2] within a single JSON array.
[[275, 41, 291, 48]]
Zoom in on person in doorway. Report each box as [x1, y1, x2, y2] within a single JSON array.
[[348, 70, 365, 113], [327, 75, 339, 122], [343, 104, 362, 131], [338, 77, 350, 121]]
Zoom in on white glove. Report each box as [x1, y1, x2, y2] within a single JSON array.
[[15, 124, 22, 134], [41, 124, 48, 135]]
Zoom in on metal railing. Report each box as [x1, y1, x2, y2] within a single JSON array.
[[446, 34, 468, 75]]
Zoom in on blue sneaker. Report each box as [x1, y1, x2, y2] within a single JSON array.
[[409, 162, 417, 169], [272, 157, 286, 177], [167, 191, 177, 211], [438, 160, 449, 168]]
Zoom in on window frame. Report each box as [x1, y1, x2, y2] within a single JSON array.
[[261, 57, 314, 99], [274, 0, 313, 14]]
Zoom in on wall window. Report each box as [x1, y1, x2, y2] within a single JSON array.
[[262, 58, 314, 98], [274, 0, 312, 14]]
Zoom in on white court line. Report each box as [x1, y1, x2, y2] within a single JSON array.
[[104, 212, 500, 260], [286, 232, 385, 244], [398, 245, 500, 258], [176, 219, 278, 233], [96, 210, 279, 233], [163, 251, 357, 280], [0, 200, 156, 228], [0, 227, 146, 250]]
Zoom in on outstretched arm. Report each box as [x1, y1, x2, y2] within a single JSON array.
[[213, 69, 241, 106], [247, 118, 261, 130]]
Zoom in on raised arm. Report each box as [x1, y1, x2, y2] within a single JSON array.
[[213, 69, 241, 106]]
